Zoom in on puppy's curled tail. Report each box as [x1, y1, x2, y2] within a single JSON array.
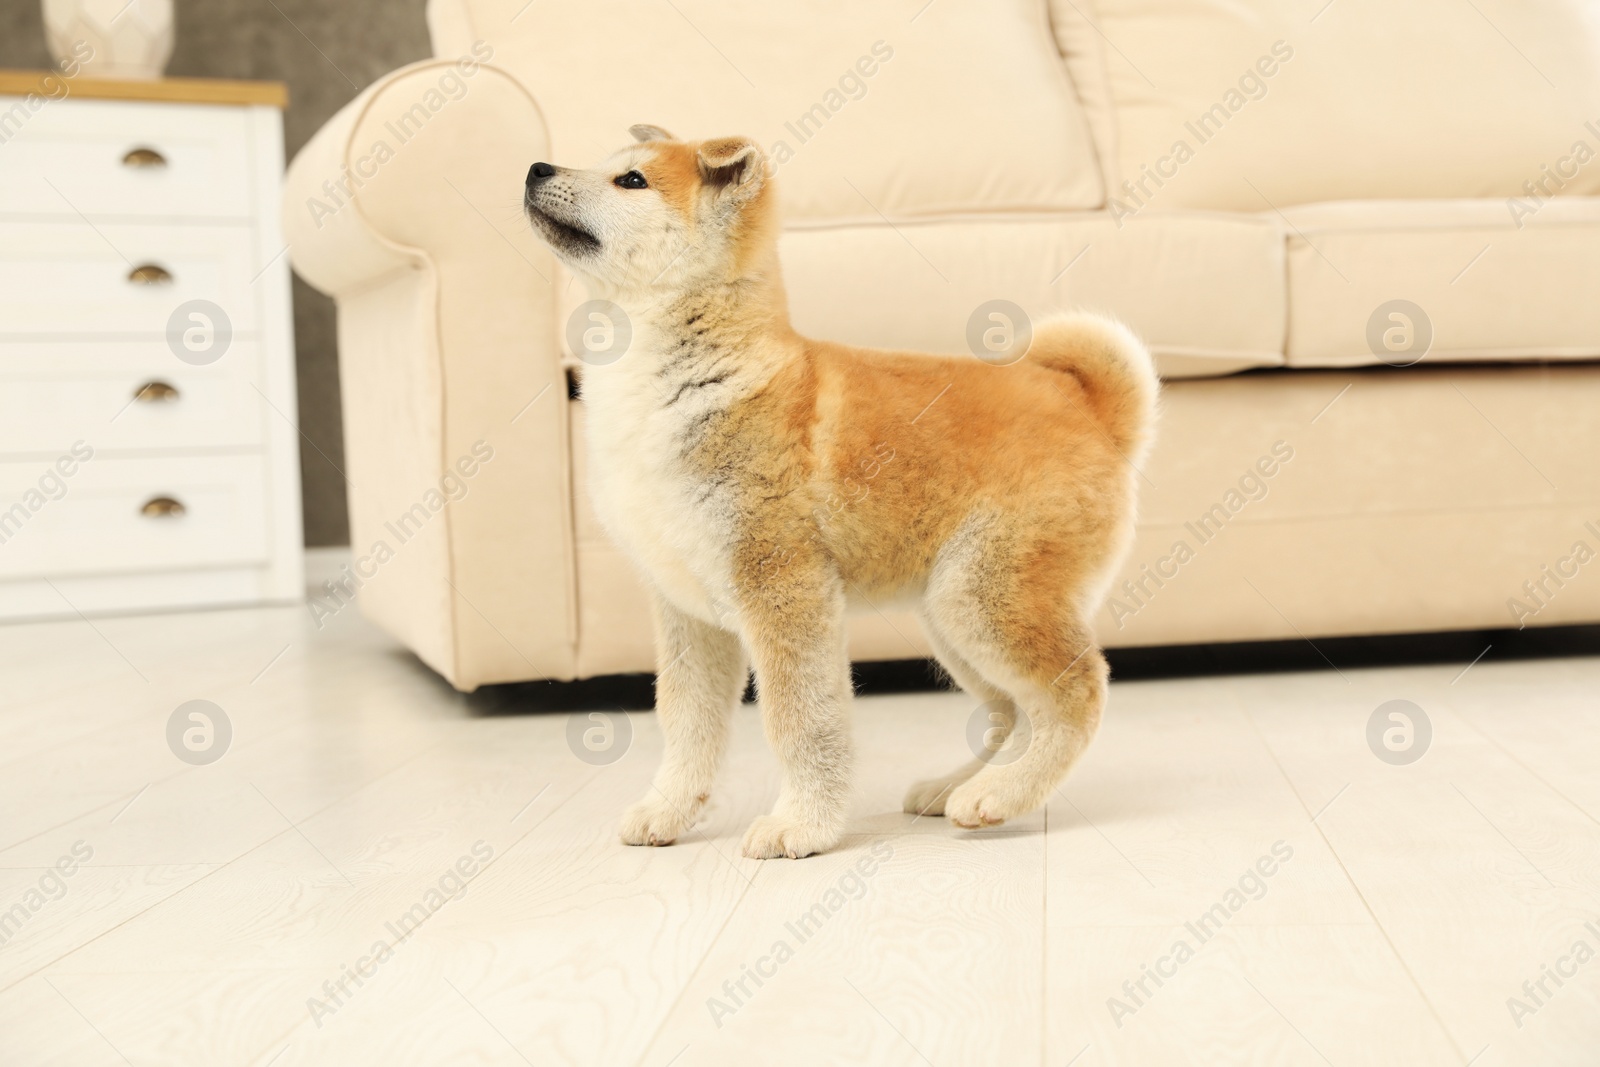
[[1028, 312, 1159, 463]]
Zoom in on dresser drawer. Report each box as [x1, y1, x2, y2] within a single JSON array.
[[0, 454, 269, 579], [0, 98, 253, 219], [0, 341, 267, 453], [0, 222, 260, 336]]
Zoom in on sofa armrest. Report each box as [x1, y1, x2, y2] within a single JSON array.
[[285, 59, 578, 689]]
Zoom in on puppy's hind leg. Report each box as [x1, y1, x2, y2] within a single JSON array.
[[944, 620, 1107, 830], [922, 519, 1110, 829], [620, 594, 747, 847], [902, 622, 1018, 818]]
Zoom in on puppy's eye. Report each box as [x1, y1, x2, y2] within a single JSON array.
[[614, 170, 649, 190]]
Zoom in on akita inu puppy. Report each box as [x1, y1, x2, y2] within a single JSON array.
[[524, 126, 1157, 859]]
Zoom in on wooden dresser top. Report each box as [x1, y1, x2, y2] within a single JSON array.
[[0, 71, 288, 108]]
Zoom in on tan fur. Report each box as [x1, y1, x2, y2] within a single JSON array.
[[524, 131, 1157, 858], [634, 141, 701, 219]]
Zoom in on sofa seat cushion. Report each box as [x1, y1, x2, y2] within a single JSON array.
[[1281, 198, 1600, 368], [779, 211, 1285, 379], [1049, 0, 1600, 212], [444, 0, 1104, 221]]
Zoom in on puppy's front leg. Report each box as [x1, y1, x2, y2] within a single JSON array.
[[620, 595, 747, 847], [738, 576, 852, 860]]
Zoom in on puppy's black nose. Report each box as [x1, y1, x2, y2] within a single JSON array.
[[527, 162, 555, 186]]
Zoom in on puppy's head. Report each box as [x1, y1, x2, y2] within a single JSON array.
[[523, 125, 774, 296]]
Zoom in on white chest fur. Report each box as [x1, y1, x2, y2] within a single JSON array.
[[580, 353, 740, 624]]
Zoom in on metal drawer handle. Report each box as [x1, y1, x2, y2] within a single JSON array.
[[128, 265, 173, 286], [134, 380, 179, 402], [128, 264, 173, 285], [122, 146, 168, 168], [140, 496, 186, 518]]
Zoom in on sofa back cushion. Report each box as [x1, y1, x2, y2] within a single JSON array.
[[1049, 0, 1600, 212], [429, 0, 1104, 221]]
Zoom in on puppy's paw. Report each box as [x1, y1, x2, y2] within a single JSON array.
[[945, 778, 1030, 830], [619, 794, 700, 847], [740, 814, 838, 860], [902, 777, 960, 817]]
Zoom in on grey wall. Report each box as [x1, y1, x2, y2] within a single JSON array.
[[0, 0, 433, 545]]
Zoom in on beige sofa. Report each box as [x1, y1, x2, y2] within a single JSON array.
[[285, 0, 1600, 690]]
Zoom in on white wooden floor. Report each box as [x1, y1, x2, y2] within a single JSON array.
[[2, 597, 1598, 1066]]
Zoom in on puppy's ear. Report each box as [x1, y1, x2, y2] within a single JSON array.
[[696, 137, 766, 200], [629, 124, 675, 143]]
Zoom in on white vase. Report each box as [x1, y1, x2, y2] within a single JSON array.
[[42, 0, 176, 81]]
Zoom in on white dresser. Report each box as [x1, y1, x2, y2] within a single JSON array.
[[0, 73, 303, 620]]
